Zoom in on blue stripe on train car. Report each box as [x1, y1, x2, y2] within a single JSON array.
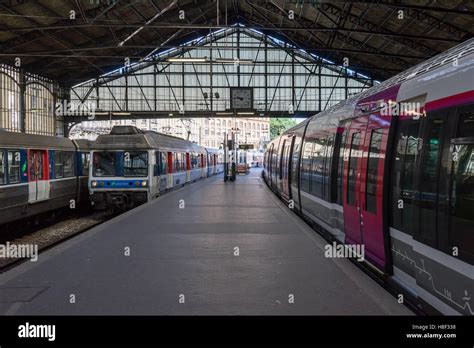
[[94, 180, 147, 188], [49, 150, 55, 179], [20, 149, 28, 183]]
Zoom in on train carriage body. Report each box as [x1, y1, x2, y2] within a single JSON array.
[[264, 38, 474, 315], [89, 126, 221, 212], [206, 148, 224, 177], [0, 130, 92, 225]]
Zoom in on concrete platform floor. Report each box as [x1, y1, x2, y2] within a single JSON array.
[[0, 168, 412, 315]]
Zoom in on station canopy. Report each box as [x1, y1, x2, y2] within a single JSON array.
[[0, 0, 472, 86], [0, 0, 473, 137]]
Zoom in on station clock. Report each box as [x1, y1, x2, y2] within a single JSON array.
[[230, 87, 253, 110]]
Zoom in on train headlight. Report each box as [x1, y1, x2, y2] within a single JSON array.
[[91, 180, 97, 187], [141, 180, 148, 187]]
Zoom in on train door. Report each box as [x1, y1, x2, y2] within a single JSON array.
[[343, 114, 388, 268], [157, 152, 168, 192], [281, 136, 294, 200], [186, 153, 191, 182], [207, 154, 211, 176], [268, 143, 274, 187], [278, 139, 286, 193], [359, 116, 388, 267], [201, 153, 205, 178], [290, 134, 303, 212], [448, 105, 474, 263], [28, 149, 49, 203], [343, 118, 365, 246], [167, 152, 173, 189], [415, 112, 449, 247]]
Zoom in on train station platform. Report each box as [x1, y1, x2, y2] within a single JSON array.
[[0, 168, 411, 315]]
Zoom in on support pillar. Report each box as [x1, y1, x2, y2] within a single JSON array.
[[19, 70, 26, 133]]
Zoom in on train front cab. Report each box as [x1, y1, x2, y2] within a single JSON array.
[[90, 150, 150, 211]]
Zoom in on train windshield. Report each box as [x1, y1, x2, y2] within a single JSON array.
[[93, 152, 116, 177], [123, 151, 148, 177]]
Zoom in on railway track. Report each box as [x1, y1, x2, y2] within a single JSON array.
[[0, 210, 109, 273]]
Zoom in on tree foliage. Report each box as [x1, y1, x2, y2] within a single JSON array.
[[270, 118, 297, 139]]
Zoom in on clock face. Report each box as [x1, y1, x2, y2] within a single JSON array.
[[231, 88, 253, 110]]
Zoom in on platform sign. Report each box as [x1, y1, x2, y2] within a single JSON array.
[[239, 144, 254, 150]]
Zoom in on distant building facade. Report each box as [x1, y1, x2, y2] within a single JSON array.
[[71, 117, 270, 151]]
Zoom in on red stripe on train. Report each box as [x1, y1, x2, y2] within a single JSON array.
[[426, 90, 474, 111]]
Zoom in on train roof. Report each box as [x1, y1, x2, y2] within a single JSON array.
[[93, 126, 206, 153], [205, 147, 223, 154], [0, 129, 75, 150], [72, 139, 94, 151], [280, 38, 474, 138]]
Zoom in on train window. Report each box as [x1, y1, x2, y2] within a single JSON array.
[[63, 152, 75, 177], [450, 143, 474, 257], [457, 111, 474, 138], [174, 153, 186, 172], [161, 152, 168, 174], [0, 151, 4, 185], [82, 153, 90, 173], [389, 120, 421, 235], [154, 152, 160, 176], [93, 152, 116, 177], [283, 141, 291, 180], [279, 140, 286, 179], [347, 132, 361, 206], [419, 118, 445, 245], [366, 129, 383, 213], [323, 134, 334, 202], [174, 153, 180, 172], [183, 153, 188, 171], [300, 141, 313, 193], [54, 151, 64, 178], [336, 129, 348, 205], [311, 138, 326, 198], [7, 150, 20, 184], [291, 140, 300, 187], [190, 153, 200, 169], [29, 151, 44, 180], [123, 152, 148, 177]]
